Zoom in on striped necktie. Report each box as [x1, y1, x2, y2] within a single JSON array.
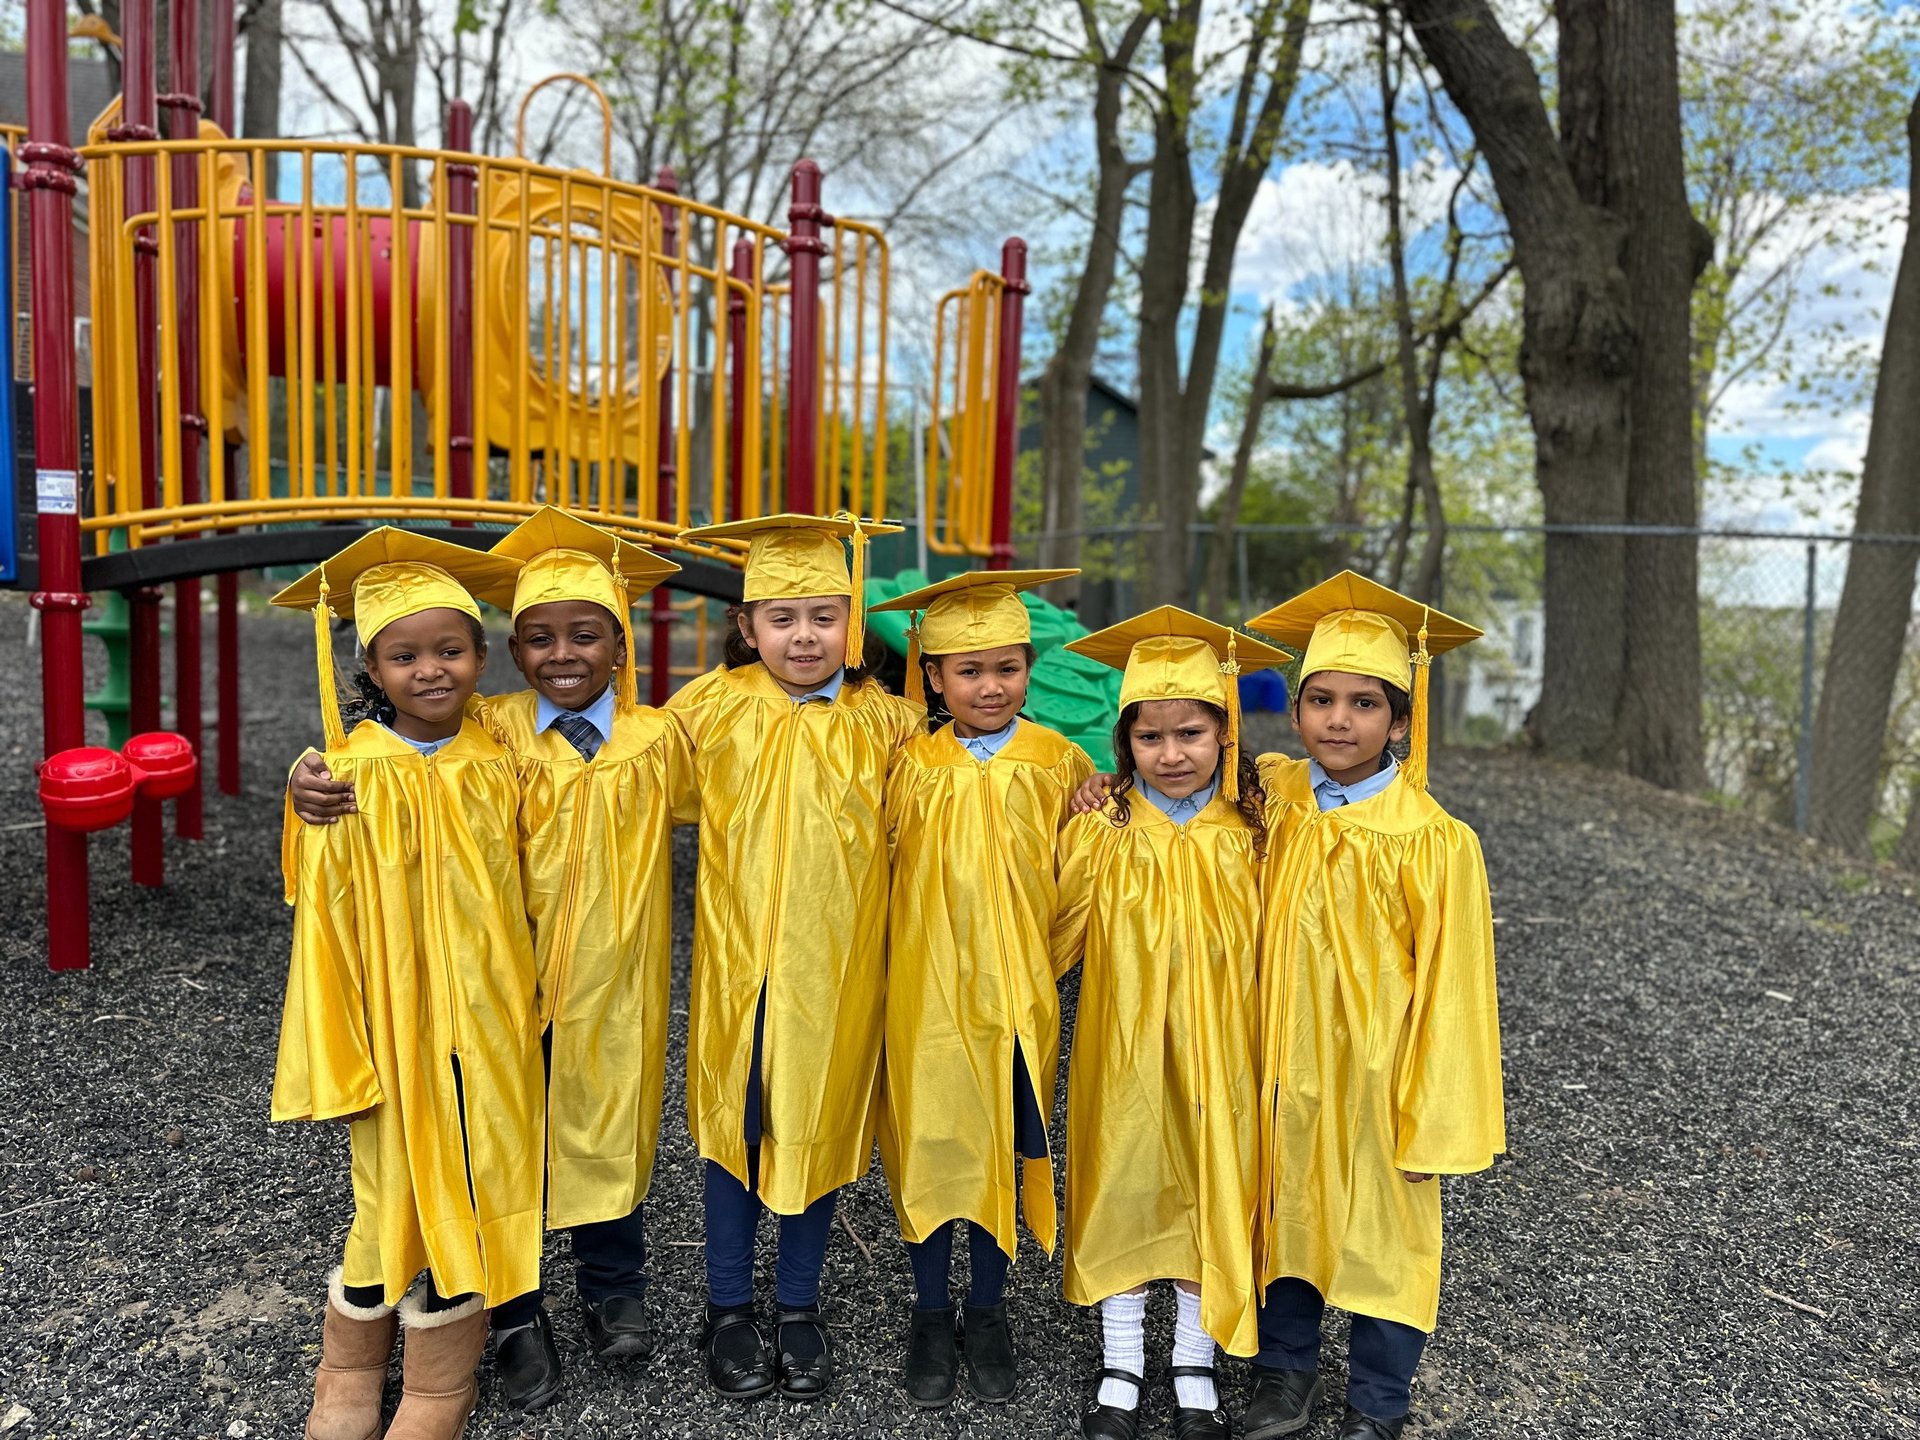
[[552, 711, 602, 762]]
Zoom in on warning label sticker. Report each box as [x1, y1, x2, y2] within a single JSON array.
[[36, 469, 78, 515]]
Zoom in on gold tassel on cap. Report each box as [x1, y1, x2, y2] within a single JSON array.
[[837, 511, 868, 659], [1403, 608, 1432, 792], [313, 578, 347, 751], [904, 613, 927, 709], [614, 580, 639, 711], [1220, 632, 1242, 802]]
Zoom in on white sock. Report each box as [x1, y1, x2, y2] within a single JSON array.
[[1171, 1286, 1218, 1408], [1096, 1291, 1147, 1409]]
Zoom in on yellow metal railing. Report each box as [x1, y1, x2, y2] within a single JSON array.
[[76, 129, 892, 569], [924, 270, 1004, 557]]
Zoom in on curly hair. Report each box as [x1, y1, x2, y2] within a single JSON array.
[[722, 600, 889, 683], [1105, 698, 1267, 858]]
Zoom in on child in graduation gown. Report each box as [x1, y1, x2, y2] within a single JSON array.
[[1238, 572, 1505, 1440], [290, 508, 699, 1413], [867, 569, 1094, 1408], [668, 513, 923, 1403], [1050, 607, 1291, 1440], [270, 529, 542, 1440]]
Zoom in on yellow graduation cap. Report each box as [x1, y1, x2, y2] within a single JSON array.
[[679, 512, 904, 659], [1065, 605, 1291, 801], [869, 568, 1078, 708], [1245, 570, 1481, 791], [271, 527, 523, 750], [472, 506, 682, 711]]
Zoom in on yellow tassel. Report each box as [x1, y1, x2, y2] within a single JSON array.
[[1220, 633, 1242, 803], [905, 614, 927, 709], [837, 510, 868, 660], [1404, 607, 1432, 792], [313, 579, 346, 751], [614, 581, 639, 710]]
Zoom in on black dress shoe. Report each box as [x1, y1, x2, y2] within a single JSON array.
[[903, 1304, 958, 1408], [1242, 1366, 1326, 1438], [1337, 1407, 1408, 1440], [496, 1308, 565, 1412], [960, 1301, 1016, 1403], [1169, 1365, 1230, 1439], [702, 1305, 775, 1399], [774, 1306, 833, 1400], [581, 1294, 656, 1360], [1079, 1367, 1144, 1440]]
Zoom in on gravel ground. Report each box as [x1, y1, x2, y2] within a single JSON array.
[[0, 587, 1915, 1439]]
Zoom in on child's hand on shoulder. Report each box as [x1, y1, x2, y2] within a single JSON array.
[[292, 753, 357, 823], [335, 1108, 375, 1126], [1401, 1171, 1434, 1184], [1069, 773, 1114, 815]]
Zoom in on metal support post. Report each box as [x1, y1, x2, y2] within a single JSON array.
[[1795, 542, 1818, 835], [651, 168, 679, 704], [988, 238, 1028, 569], [728, 237, 751, 522], [784, 161, 826, 515], [166, 0, 206, 841]]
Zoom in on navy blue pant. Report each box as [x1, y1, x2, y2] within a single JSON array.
[[491, 1203, 650, 1330], [704, 987, 839, 1310], [1255, 1277, 1427, 1421], [906, 1220, 1010, 1309]]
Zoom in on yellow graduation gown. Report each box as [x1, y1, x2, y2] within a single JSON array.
[[878, 720, 1095, 1260], [667, 663, 922, 1215], [1050, 793, 1263, 1357], [272, 719, 543, 1308], [1254, 755, 1505, 1334], [484, 691, 698, 1231]]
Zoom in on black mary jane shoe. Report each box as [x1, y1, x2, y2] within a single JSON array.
[[1241, 1366, 1326, 1439], [701, 1305, 775, 1400], [774, 1306, 834, 1400], [581, 1294, 657, 1360], [1336, 1406, 1408, 1440], [903, 1304, 959, 1408], [496, 1308, 565, 1412], [960, 1301, 1017, 1403], [1169, 1365, 1230, 1440], [1078, 1366, 1145, 1440]]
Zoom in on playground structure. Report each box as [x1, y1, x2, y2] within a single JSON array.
[[7, 0, 1032, 971]]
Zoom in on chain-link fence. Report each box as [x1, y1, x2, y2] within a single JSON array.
[[1015, 521, 1920, 856]]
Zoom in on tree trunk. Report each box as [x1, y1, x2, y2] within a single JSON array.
[[1806, 93, 1920, 854], [1035, 55, 1139, 606], [1609, 0, 1707, 789], [241, 0, 283, 194], [1207, 311, 1277, 615], [1398, 0, 1635, 766], [1136, 88, 1198, 607]]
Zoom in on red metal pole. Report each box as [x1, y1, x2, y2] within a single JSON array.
[[24, 0, 93, 969], [989, 236, 1028, 571], [119, 0, 166, 885], [168, 0, 206, 840], [728, 237, 750, 523], [211, 0, 242, 796], [446, 101, 476, 519], [650, 167, 678, 705], [784, 161, 826, 516]]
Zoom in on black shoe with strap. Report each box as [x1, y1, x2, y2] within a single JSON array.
[[903, 1305, 959, 1408], [581, 1294, 656, 1360], [1079, 1367, 1144, 1440], [1242, 1366, 1326, 1438], [1169, 1365, 1230, 1440], [495, 1307, 565, 1412], [1337, 1406, 1409, 1439], [775, 1306, 834, 1400], [960, 1301, 1017, 1403], [701, 1305, 775, 1400]]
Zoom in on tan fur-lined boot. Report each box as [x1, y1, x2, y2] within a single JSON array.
[[384, 1291, 489, 1440], [306, 1268, 398, 1440]]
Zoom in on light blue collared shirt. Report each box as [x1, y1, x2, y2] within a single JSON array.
[[378, 723, 456, 757], [1139, 774, 1219, 824], [537, 683, 617, 752], [954, 717, 1019, 764], [1309, 753, 1399, 812], [790, 666, 846, 705]]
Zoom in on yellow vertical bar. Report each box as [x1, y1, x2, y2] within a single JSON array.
[[200, 147, 226, 507], [156, 154, 184, 509], [320, 184, 339, 495], [344, 153, 364, 498], [870, 231, 889, 520], [297, 151, 316, 499], [849, 229, 867, 517], [596, 187, 614, 512], [470, 166, 490, 497], [389, 151, 412, 494], [675, 203, 692, 529], [709, 215, 728, 526], [768, 285, 783, 513], [513, 173, 531, 503], [742, 242, 763, 521], [431, 152, 450, 500], [826, 226, 844, 511], [555, 175, 574, 505]]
